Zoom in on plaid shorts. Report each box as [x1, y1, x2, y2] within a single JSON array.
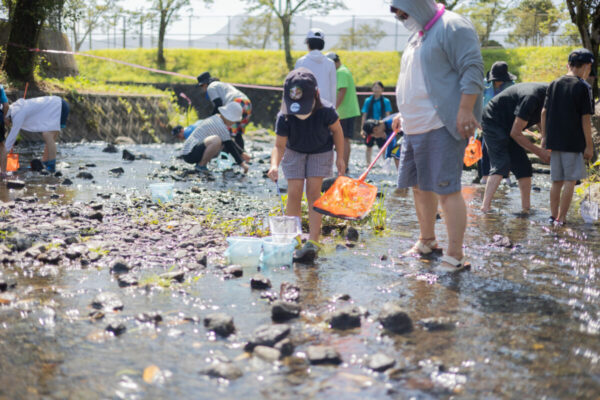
[[281, 148, 334, 179], [229, 98, 252, 137]]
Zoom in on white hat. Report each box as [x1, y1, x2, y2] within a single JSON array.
[[306, 28, 325, 40], [218, 102, 243, 122]]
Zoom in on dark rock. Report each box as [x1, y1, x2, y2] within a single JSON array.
[[9, 234, 33, 252], [417, 317, 456, 332], [306, 346, 342, 365], [250, 274, 272, 290], [37, 250, 61, 264], [260, 291, 278, 302], [274, 338, 295, 357], [491, 235, 513, 248], [197, 254, 207, 267], [333, 294, 352, 302], [271, 300, 301, 322], [117, 274, 138, 288], [6, 180, 25, 190], [345, 227, 359, 242], [203, 313, 235, 337], [280, 282, 300, 302], [328, 306, 361, 330], [89, 203, 103, 211], [102, 143, 118, 153], [244, 324, 291, 352], [109, 167, 125, 176], [65, 236, 79, 245], [86, 211, 103, 222], [110, 259, 130, 274], [65, 246, 83, 260], [122, 149, 136, 161], [254, 346, 281, 362], [61, 178, 73, 186], [106, 323, 127, 336], [223, 265, 243, 277], [88, 310, 105, 320], [378, 303, 413, 334], [30, 159, 43, 171], [201, 361, 243, 380], [54, 171, 62, 177], [160, 270, 185, 283], [76, 172, 94, 180], [0, 274, 16, 292], [368, 353, 396, 372], [91, 292, 124, 311], [136, 312, 162, 325], [85, 163, 96, 168]]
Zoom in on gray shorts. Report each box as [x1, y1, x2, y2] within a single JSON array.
[[550, 151, 586, 181], [281, 148, 333, 179], [397, 127, 467, 195]]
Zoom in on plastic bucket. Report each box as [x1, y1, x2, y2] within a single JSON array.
[[216, 152, 234, 169], [225, 236, 263, 267], [269, 216, 301, 243], [149, 183, 174, 204], [260, 237, 295, 268]]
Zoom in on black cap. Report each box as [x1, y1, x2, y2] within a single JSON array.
[[171, 125, 183, 136], [362, 119, 379, 135], [488, 61, 516, 82], [326, 52, 339, 63], [283, 68, 317, 115], [569, 48, 594, 64], [197, 71, 211, 85]]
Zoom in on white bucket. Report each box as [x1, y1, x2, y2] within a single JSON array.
[[261, 237, 295, 268], [225, 236, 263, 267], [269, 216, 301, 243]]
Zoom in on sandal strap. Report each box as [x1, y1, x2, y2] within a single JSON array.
[[404, 239, 438, 256], [440, 255, 467, 270]]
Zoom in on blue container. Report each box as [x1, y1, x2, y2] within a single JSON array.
[[225, 237, 263, 267], [260, 237, 295, 268], [149, 183, 174, 204]]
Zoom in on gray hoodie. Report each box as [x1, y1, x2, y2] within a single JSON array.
[[392, 0, 484, 141]]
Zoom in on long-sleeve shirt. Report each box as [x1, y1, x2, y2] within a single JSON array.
[[5, 96, 63, 151], [295, 50, 337, 105], [180, 114, 244, 164]]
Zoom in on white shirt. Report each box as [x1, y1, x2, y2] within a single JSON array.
[[5, 96, 63, 151], [295, 50, 337, 105], [206, 81, 247, 105], [181, 114, 230, 156], [395, 39, 444, 135]]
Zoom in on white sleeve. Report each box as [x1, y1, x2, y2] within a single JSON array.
[[5, 111, 24, 152], [329, 64, 337, 106]]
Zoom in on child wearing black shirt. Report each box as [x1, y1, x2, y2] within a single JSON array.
[[541, 48, 595, 226], [268, 68, 345, 263]]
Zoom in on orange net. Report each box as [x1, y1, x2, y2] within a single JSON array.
[[7, 152, 19, 172], [313, 176, 378, 220], [464, 136, 482, 167]]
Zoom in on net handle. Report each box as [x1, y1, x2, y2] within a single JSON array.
[[358, 130, 398, 182]]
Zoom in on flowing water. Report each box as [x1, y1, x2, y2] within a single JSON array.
[[0, 139, 599, 399]]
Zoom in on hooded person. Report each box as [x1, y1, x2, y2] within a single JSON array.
[[294, 28, 337, 105], [389, 0, 484, 271]]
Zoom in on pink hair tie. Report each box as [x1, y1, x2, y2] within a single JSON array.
[[419, 3, 445, 37]]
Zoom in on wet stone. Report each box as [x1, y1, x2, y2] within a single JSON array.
[[37, 250, 61, 264], [9, 234, 33, 252], [91, 292, 124, 311], [197, 254, 208, 267], [76, 172, 94, 180], [271, 301, 301, 322], [378, 303, 413, 334], [254, 346, 281, 362], [102, 143, 118, 153], [491, 235, 513, 248], [110, 259, 130, 274], [86, 211, 103, 222], [136, 312, 162, 325], [250, 274, 272, 290], [245, 324, 291, 352], [260, 291, 278, 302], [223, 265, 243, 278], [280, 282, 300, 302], [417, 317, 457, 332], [203, 313, 235, 337], [345, 226, 359, 242], [201, 361, 243, 380], [65, 246, 83, 260], [106, 323, 127, 336], [328, 306, 362, 330], [117, 274, 138, 288], [0, 274, 16, 292], [61, 178, 73, 186], [368, 353, 396, 372], [274, 338, 295, 358], [122, 149, 136, 161], [160, 270, 185, 283], [306, 346, 342, 366], [6, 180, 25, 190], [89, 310, 105, 320], [89, 203, 103, 211]]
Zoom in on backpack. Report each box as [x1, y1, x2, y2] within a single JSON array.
[[367, 96, 384, 120]]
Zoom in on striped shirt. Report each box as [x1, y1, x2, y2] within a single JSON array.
[[180, 114, 231, 156]]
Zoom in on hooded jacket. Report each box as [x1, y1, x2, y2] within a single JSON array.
[[392, 0, 484, 141], [295, 50, 337, 105]]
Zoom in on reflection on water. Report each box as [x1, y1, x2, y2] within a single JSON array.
[[0, 141, 599, 398]]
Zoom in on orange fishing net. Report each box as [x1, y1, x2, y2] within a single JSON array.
[[464, 136, 482, 167], [7, 151, 19, 172], [313, 176, 379, 220]]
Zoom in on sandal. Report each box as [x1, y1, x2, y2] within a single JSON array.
[[403, 239, 442, 257], [439, 255, 470, 272]]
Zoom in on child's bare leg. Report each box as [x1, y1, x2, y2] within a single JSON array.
[[286, 179, 304, 218], [42, 131, 58, 162], [366, 146, 373, 165], [557, 180, 576, 222], [550, 181, 563, 219], [306, 176, 325, 242], [517, 176, 532, 212], [0, 143, 6, 176]]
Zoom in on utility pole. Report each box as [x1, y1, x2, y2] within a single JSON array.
[[227, 16, 231, 49], [140, 18, 143, 48], [188, 14, 192, 48], [122, 16, 126, 48], [351, 15, 355, 50]]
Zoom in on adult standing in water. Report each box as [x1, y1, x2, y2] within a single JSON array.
[[197, 72, 252, 150], [390, 0, 484, 271]]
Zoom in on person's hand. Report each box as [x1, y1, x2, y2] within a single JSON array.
[[241, 161, 249, 174], [360, 130, 366, 139], [392, 114, 402, 133], [540, 137, 546, 149], [4, 117, 9, 127], [267, 166, 278, 182], [241, 152, 251, 162], [584, 145, 594, 160], [336, 157, 346, 176], [456, 109, 481, 139], [538, 149, 551, 164]]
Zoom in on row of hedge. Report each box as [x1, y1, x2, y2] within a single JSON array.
[[76, 47, 576, 88]]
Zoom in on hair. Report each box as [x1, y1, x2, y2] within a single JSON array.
[[307, 38, 325, 51], [569, 60, 590, 69], [372, 81, 384, 89], [363, 119, 380, 135]]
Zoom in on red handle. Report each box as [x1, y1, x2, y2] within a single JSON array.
[[358, 130, 398, 182]]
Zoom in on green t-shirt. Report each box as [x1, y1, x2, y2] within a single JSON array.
[[336, 65, 360, 119]]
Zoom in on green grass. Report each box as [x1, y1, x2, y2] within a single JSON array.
[[72, 47, 576, 88]]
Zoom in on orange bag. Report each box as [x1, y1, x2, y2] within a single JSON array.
[[6, 151, 19, 172], [313, 131, 398, 220], [464, 136, 482, 167]]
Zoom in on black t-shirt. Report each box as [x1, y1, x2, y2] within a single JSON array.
[[482, 82, 549, 134], [544, 75, 594, 152], [275, 103, 339, 154]]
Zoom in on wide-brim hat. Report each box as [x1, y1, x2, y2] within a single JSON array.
[[197, 71, 211, 85], [282, 68, 317, 115], [488, 61, 516, 82], [218, 102, 243, 122]]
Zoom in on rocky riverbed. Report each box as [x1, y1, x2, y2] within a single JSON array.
[[0, 137, 599, 399]]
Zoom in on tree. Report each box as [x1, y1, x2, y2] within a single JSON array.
[[460, 0, 508, 47], [439, 0, 465, 10], [228, 13, 284, 49], [242, 0, 347, 71], [62, 0, 115, 51], [505, 0, 560, 46], [4, 0, 63, 82], [565, 0, 600, 98], [335, 23, 386, 50]]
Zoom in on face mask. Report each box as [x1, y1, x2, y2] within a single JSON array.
[[295, 113, 311, 120], [402, 16, 422, 33]]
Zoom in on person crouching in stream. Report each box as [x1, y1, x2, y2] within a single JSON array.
[[268, 68, 345, 263], [179, 102, 250, 173]]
